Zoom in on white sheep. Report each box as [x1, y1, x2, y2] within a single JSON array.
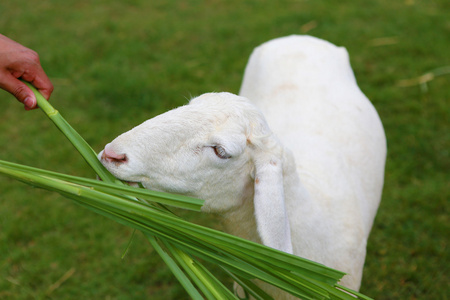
[[99, 35, 386, 298]]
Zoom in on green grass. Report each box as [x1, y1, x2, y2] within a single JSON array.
[[0, 0, 448, 299]]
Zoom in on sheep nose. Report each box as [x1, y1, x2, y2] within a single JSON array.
[[101, 146, 128, 164]]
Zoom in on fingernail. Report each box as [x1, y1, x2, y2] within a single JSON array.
[[24, 97, 34, 108]]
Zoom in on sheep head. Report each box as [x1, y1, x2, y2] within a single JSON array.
[[99, 92, 293, 253], [99, 93, 265, 213]]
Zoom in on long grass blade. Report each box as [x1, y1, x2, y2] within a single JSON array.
[[146, 235, 204, 300], [163, 240, 237, 300], [223, 269, 273, 300], [2, 82, 373, 300], [0, 161, 363, 298], [23, 81, 117, 183], [0, 159, 203, 211]]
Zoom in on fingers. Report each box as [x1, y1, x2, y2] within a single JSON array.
[[19, 67, 54, 104], [2, 62, 53, 110], [0, 70, 37, 109], [17, 52, 54, 101]]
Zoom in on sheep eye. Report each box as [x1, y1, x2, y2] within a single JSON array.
[[213, 145, 231, 159]]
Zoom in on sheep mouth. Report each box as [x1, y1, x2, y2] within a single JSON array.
[[124, 181, 141, 188], [96, 174, 141, 188], [112, 176, 142, 188]]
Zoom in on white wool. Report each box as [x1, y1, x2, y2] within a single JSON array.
[[99, 35, 386, 298]]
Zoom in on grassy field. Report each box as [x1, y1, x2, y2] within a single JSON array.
[[0, 0, 448, 299]]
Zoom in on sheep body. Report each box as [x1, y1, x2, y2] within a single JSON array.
[[238, 35, 386, 293], [99, 35, 386, 298]]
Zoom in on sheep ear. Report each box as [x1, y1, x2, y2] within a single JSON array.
[[252, 143, 293, 254]]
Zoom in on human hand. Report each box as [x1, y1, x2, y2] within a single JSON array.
[[0, 34, 54, 110]]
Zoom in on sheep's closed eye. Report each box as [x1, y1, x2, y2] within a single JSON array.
[[213, 145, 231, 159]]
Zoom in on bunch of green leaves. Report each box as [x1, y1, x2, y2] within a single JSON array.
[[0, 82, 372, 300]]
